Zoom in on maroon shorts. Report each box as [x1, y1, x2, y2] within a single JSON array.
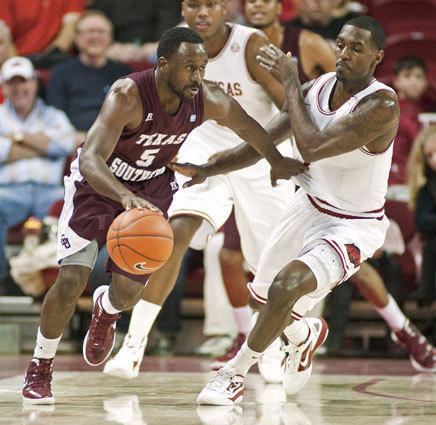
[[222, 211, 241, 251], [68, 170, 177, 284]]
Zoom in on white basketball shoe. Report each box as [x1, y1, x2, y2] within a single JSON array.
[[103, 333, 147, 379], [282, 317, 328, 395], [258, 337, 285, 383], [197, 368, 245, 406]]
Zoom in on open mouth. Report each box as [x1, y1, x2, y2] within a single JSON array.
[[189, 87, 200, 95], [195, 22, 210, 31]]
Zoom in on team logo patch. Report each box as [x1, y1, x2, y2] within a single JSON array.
[[345, 244, 361, 268], [231, 42, 240, 53]]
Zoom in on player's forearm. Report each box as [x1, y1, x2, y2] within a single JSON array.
[[283, 80, 321, 162], [79, 153, 133, 204]]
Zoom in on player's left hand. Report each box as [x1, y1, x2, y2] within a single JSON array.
[[270, 157, 309, 186], [256, 44, 298, 84], [169, 162, 208, 188]]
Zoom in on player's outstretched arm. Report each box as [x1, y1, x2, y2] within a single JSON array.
[[200, 81, 307, 181], [79, 78, 161, 212], [257, 44, 399, 162]]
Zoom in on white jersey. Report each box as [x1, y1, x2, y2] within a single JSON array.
[[188, 23, 279, 154], [293, 72, 396, 217]]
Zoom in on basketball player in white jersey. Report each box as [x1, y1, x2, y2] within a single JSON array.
[[179, 16, 408, 404], [103, 0, 298, 382]]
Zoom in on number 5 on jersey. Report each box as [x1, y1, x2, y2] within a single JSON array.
[[136, 148, 160, 167]]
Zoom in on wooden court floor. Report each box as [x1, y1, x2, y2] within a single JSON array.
[[0, 355, 435, 425]]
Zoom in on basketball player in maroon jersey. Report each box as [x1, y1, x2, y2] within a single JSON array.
[[244, 0, 436, 372], [22, 26, 305, 405]]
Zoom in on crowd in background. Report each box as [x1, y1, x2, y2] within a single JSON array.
[[0, 0, 435, 356]]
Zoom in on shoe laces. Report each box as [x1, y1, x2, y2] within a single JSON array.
[[207, 368, 236, 392], [283, 341, 305, 371], [120, 335, 146, 358], [26, 359, 53, 388], [91, 310, 120, 347]]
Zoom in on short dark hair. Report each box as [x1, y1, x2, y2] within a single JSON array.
[[394, 55, 427, 75], [345, 16, 385, 50], [157, 27, 204, 59]]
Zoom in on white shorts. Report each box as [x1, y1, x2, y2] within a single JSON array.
[[248, 189, 389, 318], [169, 159, 295, 273]]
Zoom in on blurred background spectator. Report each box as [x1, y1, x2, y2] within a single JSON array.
[[0, 0, 85, 69], [408, 126, 436, 307], [0, 20, 13, 103], [89, 0, 181, 65], [0, 57, 76, 287], [47, 11, 131, 145]]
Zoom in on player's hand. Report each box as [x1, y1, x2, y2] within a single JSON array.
[[121, 193, 162, 214], [169, 162, 208, 188], [256, 44, 299, 84], [270, 157, 309, 186]]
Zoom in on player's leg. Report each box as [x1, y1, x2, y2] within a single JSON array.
[[23, 242, 97, 405], [351, 261, 436, 372], [211, 214, 251, 369], [104, 174, 233, 378], [103, 214, 202, 378]]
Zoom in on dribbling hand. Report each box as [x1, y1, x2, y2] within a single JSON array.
[[121, 194, 162, 214], [270, 157, 309, 186], [169, 162, 208, 188]]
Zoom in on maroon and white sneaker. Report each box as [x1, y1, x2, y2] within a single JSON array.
[[83, 285, 120, 366], [282, 317, 329, 395], [22, 357, 55, 405], [197, 367, 244, 405], [391, 319, 436, 373], [211, 334, 246, 370]]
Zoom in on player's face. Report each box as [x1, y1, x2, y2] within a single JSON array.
[[166, 43, 208, 102], [245, 0, 280, 28], [424, 135, 436, 172], [335, 25, 383, 82], [182, 0, 227, 41]]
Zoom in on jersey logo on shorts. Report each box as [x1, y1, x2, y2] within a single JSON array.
[[60, 235, 71, 249], [345, 243, 361, 268]]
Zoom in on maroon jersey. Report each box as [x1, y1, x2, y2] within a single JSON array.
[[62, 68, 204, 284], [107, 68, 204, 183], [281, 26, 310, 84]]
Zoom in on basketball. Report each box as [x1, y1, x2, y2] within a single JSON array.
[[107, 209, 174, 275]]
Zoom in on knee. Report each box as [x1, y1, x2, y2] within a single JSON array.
[[248, 295, 263, 312], [54, 266, 89, 304], [170, 216, 201, 251], [268, 269, 312, 308]]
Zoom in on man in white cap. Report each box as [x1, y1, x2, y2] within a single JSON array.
[[0, 56, 76, 286]]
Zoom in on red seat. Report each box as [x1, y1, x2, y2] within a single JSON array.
[[376, 33, 436, 84], [372, 0, 436, 25], [383, 19, 436, 37]]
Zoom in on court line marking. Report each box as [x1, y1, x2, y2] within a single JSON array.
[[352, 378, 434, 403]]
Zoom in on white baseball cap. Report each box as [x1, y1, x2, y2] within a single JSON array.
[[0, 56, 35, 83]]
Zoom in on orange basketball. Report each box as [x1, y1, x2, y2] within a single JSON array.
[[107, 209, 174, 275]]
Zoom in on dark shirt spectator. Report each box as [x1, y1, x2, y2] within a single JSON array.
[[90, 0, 181, 63], [47, 11, 131, 134]]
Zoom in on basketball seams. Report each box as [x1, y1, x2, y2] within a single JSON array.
[[118, 243, 170, 263], [106, 234, 173, 242]]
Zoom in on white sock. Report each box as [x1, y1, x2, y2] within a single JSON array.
[[34, 328, 62, 359], [101, 288, 122, 315], [226, 341, 262, 376], [232, 306, 253, 336], [375, 294, 407, 331], [128, 299, 162, 340], [283, 319, 310, 346]]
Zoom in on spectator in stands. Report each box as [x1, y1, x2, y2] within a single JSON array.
[[47, 11, 131, 144], [0, 57, 75, 285], [408, 126, 436, 306], [0, 0, 84, 69], [90, 0, 181, 64], [0, 20, 13, 104], [285, 0, 360, 46]]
